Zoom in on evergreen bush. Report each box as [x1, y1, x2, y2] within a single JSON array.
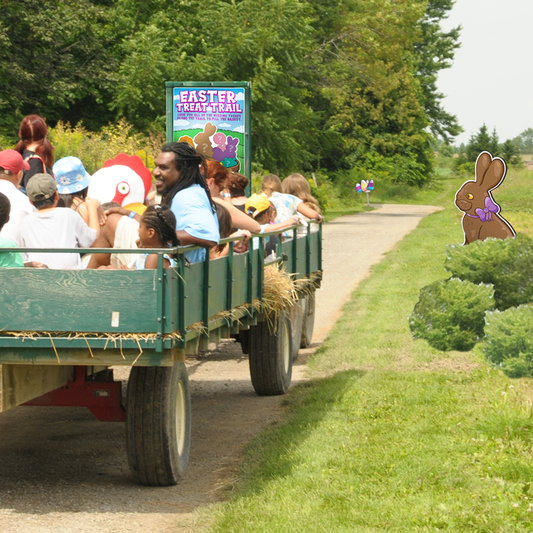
[[445, 234, 533, 310], [484, 305, 533, 378], [409, 278, 494, 351]]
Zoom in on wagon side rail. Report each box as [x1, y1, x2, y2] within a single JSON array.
[[0, 221, 322, 365]]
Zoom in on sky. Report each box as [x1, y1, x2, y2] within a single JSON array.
[[437, 0, 533, 146]]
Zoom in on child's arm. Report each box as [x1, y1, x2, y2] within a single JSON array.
[[83, 198, 102, 237], [145, 253, 171, 269], [261, 216, 300, 233], [213, 197, 261, 233], [296, 202, 321, 221]]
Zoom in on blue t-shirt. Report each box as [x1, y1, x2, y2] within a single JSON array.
[[170, 185, 220, 263]]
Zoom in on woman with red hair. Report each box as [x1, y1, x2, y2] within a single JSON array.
[[205, 159, 260, 234], [15, 115, 54, 190]]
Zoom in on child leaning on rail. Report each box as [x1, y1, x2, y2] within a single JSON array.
[[134, 204, 180, 269], [244, 194, 305, 257], [19, 174, 97, 269], [261, 173, 322, 224], [281, 173, 322, 235], [210, 202, 251, 260]]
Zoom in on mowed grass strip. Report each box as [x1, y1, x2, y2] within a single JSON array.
[[205, 169, 533, 532]]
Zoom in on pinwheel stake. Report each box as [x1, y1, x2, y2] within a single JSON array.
[[356, 179, 374, 206]]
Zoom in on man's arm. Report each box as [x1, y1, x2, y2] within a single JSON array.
[[176, 230, 216, 248]]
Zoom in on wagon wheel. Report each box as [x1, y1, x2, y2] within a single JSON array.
[[300, 290, 316, 348], [288, 298, 304, 361], [126, 361, 191, 486], [249, 310, 292, 396]]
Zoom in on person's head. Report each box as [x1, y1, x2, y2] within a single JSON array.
[[0, 149, 30, 186], [215, 203, 232, 239], [245, 194, 272, 224], [213, 203, 232, 254], [282, 173, 321, 213], [26, 173, 58, 209], [101, 201, 121, 210], [15, 115, 54, 169], [0, 192, 11, 231], [156, 142, 215, 211], [53, 156, 91, 208], [261, 174, 282, 196], [138, 204, 180, 249], [206, 159, 228, 198], [227, 172, 249, 198]]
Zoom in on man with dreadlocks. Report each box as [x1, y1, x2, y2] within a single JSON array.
[[154, 142, 219, 263]]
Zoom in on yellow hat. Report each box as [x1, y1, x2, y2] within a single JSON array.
[[124, 202, 147, 215], [245, 194, 271, 218]]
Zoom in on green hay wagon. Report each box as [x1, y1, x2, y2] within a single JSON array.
[[0, 225, 322, 485]]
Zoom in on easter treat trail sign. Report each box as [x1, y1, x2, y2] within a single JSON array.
[[165, 82, 252, 180]]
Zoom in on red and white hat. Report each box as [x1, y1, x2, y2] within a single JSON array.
[[0, 150, 30, 174]]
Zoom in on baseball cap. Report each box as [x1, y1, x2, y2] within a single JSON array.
[[52, 156, 91, 194], [0, 149, 30, 174], [26, 173, 57, 202], [245, 194, 271, 218]]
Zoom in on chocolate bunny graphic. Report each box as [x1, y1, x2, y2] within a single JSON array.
[[194, 122, 216, 158], [455, 151, 515, 245]]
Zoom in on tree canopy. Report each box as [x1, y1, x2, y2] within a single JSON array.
[[0, 0, 461, 183]]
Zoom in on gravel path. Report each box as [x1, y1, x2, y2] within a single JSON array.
[[0, 204, 441, 533]]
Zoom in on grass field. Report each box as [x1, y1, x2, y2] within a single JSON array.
[[197, 166, 533, 532]]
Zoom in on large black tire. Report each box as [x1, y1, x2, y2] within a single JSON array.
[[288, 299, 304, 361], [249, 311, 292, 396], [126, 361, 191, 486], [300, 291, 316, 348]]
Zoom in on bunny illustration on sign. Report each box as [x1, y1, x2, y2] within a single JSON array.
[[178, 135, 195, 148], [455, 151, 515, 245], [213, 132, 227, 152], [213, 135, 238, 163], [194, 122, 216, 158]]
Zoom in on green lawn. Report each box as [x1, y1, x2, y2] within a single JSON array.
[[200, 167, 533, 532]]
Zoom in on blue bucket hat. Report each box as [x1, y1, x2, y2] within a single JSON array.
[[52, 156, 91, 194]]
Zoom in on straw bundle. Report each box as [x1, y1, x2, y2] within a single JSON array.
[[0, 330, 182, 343], [251, 264, 298, 331]]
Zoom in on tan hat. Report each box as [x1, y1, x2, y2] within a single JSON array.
[[245, 194, 271, 218], [26, 173, 57, 202]]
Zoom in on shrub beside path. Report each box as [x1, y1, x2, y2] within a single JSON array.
[[0, 203, 442, 533]]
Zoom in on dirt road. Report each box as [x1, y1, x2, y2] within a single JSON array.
[[0, 204, 441, 533]]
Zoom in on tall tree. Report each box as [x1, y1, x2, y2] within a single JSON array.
[[414, 0, 462, 142], [0, 0, 117, 137], [512, 128, 533, 154]]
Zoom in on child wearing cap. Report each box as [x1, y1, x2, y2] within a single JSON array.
[[245, 194, 304, 233], [0, 192, 24, 267], [0, 149, 34, 245], [19, 173, 98, 269], [245, 194, 305, 256]]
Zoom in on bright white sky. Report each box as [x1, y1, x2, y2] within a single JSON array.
[[437, 0, 533, 146]]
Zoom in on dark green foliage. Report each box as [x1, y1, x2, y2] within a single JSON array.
[[445, 234, 533, 311], [500, 139, 522, 165], [484, 305, 533, 378], [0, 0, 117, 136], [0, 0, 461, 178], [455, 124, 522, 170], [409, 278, 494, 351]]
